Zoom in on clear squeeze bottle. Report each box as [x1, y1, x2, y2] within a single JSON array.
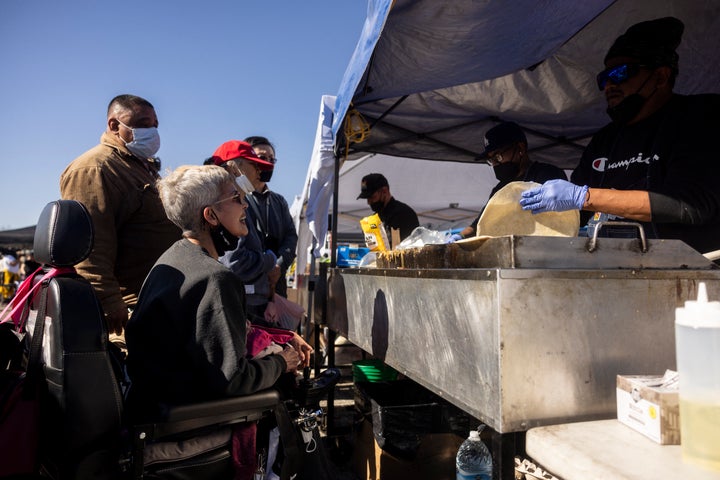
[[675, 282, 720, 471]]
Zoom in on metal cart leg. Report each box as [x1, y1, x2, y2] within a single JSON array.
[[491, 430, 524, 480]]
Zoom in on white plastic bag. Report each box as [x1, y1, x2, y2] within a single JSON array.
[[357, 251, 377, 268], [395, 226, 453, 250]]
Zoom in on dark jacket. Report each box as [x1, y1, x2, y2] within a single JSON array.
[[220, 217, 277, 307], [126, 239, 286, 420], [572, 94, 720, 253], [246, 188, 298, 297], [379, 197, 420, 241]]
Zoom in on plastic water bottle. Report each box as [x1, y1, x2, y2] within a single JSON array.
[[456, 426, 492, 480]]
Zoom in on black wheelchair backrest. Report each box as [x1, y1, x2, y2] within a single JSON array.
[[31, 200, 124, 478], [33, 199, 94, 267]]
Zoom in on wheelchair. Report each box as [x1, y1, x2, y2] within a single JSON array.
[[22, 200, 339, 479]]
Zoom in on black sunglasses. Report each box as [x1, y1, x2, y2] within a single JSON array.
[[596, 63, 651, 91], [257, 154, 277, 164]]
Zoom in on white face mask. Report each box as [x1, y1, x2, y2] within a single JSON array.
[[119, 121, 161, 159]]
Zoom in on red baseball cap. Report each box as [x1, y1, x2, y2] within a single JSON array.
[[210, 140, 274, 171]]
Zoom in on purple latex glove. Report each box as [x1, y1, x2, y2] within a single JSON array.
[[519, 179, 588, 214], [446, 233, 463, 243]]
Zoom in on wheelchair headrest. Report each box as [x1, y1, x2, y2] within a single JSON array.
[[34, 200, 94, 267]]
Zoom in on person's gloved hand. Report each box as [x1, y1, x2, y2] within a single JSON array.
[[446, 233, 463, 243], [519, 179, 589, 214]]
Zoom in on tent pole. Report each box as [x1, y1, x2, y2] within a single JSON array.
[[323, 150, 341, 436], [306, 236, 317, 373], [330, 152, 339, 269]]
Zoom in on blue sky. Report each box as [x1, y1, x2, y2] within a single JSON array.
[[0, 1, 367, 230]]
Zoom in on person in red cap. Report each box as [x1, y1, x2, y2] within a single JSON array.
[[211, 140, 275, 189], [210, 140, 282, 326]]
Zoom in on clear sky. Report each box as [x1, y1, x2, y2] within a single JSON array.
[[0, 1, 367, 230]]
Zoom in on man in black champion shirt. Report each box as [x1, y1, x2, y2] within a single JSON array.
[[519, 17, 720, 255]]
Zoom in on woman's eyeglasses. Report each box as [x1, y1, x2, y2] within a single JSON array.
[[596, 63, 650, 90], [213, 191, 244, 206]]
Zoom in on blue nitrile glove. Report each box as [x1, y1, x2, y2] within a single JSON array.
[[519, 179, 589, 214], [446, 233, 463, 243], [265, 249, 277, 263]]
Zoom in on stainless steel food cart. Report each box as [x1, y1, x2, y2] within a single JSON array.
[[324, 234, 720, 477]]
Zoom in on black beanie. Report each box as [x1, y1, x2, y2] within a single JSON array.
[[605, 17, 684, 75]]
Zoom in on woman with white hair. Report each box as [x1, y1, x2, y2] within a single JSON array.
[[126, 164, 311, 408], [125, 165, 311, 479]]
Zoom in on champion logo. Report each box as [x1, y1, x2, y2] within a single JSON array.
[[592, 157, 607, 172], [592, 153, 659, 172]]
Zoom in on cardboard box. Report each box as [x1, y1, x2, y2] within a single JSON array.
[[616, 374, 680, 444]]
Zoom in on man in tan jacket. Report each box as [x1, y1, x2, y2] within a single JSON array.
[[60, 94, 181, 337]]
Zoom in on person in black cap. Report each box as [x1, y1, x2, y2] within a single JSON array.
[[358, 173, 420, 242], [454, 121, 566, 239], [520, 17, 720, 256]]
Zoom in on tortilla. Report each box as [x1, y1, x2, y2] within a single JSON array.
[[476, 181, 579, 237]]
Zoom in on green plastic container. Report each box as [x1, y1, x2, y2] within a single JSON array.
[[352, 359, 399, 383]]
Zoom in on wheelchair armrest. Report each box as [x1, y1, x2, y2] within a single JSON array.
[[136, 389, 280, 440]]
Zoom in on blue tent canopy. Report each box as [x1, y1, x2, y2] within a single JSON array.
[[295, 0, 720, 260]]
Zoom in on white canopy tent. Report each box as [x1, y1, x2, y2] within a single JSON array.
[[291, 95, 496, 275], [330, 152, 494, 235]]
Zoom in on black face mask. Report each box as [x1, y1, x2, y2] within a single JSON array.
[[369, 201, 384, 213], [606, 93, 646, 125], [493, 162, 521, 183], [209, 223, 239, 255], [606, 71, 656, 125], [259, 170, 273, 183]]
